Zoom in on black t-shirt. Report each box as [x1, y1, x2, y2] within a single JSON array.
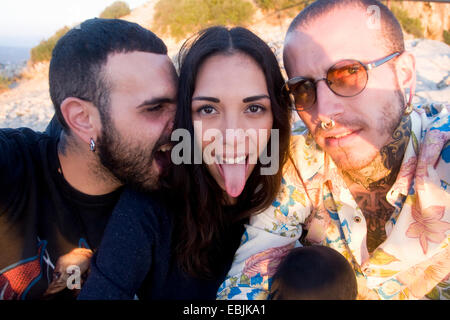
[[78, 188, 246, 300], [0, 128, 121, 300]]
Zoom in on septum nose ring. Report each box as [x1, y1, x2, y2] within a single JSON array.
[[321, 119, 335, 130]]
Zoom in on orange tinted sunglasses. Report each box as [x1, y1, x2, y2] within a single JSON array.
[[282, 52, 401, 111]]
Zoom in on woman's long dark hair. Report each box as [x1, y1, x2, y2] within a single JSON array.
[[170, 26, 291, 278]]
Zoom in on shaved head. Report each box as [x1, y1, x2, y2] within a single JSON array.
[[286, 0, 404, 54]]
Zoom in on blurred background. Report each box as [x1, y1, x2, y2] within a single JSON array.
[[0, 0, 449, 131]]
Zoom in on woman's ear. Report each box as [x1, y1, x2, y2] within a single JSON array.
[[59, 97, 102, 145], [394, 51, 416, 94]]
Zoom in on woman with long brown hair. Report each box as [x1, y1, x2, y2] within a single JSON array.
[[78, 26, 292, 299], [170, 26, 291, 282]]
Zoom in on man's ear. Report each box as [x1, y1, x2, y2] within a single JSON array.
[[60, 97, 102, 145], [394, 51, 416, 94]]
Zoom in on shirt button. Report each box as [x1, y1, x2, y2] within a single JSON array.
[[354, 216, 362, 223]]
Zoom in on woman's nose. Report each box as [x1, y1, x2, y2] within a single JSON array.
[[221, 112, 247, 153]]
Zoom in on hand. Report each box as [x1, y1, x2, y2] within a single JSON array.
[[43, 248, 93, 297]]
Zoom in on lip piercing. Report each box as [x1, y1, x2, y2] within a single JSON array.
[[321, 119, 335, 130]]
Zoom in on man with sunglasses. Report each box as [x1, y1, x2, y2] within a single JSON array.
[[218, 0, 449, 300]]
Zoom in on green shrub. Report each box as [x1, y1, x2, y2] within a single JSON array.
[[153, 0, 255, 41], [391, 5, 424, 38], [444, 30, 450, 46], [254, 0, 312, 17], [99, 1, 131, 19], [30, 26, 70, 64], [0, 75, 12, 92], [254, 0, 278, 11]]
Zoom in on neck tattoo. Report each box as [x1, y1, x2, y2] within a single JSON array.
[[343, 115, 412, 191], [342, 115, 411, 254]]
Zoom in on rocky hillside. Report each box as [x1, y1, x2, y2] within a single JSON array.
[[118, 0, 450, 52], [120, 0, 291, 58], [395, 1, 449, 41], [0, 0, 448, 131]]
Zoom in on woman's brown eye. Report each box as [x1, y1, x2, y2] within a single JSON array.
[[246, 104, 265, 113], [197, 105, 217, 115]]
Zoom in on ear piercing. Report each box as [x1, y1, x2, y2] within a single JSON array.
[[89, 138, 96, 152]]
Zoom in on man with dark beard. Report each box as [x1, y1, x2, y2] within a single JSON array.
[[218, 0, 449, 300], [0, 18, 177, 299]]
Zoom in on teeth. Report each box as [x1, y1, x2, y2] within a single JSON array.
[[331, 132, 351, 139], [158, 144, 172, 152], [217, 155, 246, 164]]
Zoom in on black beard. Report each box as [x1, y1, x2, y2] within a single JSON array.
[[95, 117, 167, 193]]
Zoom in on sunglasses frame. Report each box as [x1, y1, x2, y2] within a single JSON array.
[[283, 52, 401, 111]]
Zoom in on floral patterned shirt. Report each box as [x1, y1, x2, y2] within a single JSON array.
[[217, 103, 450, 300]]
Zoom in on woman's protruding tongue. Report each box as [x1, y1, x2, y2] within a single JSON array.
[[221, 163, 247, 198]]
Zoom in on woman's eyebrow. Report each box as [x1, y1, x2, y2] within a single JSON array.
[[243, 95, 270, 103], [192, 96, 220, 103]]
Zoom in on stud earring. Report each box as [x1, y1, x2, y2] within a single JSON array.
[[89, 138, 96, 152]]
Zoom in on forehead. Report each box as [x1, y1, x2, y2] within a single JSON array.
[[194, 53, 268, 95], [104, 51, 176, 100], [284, 7, 388, 76]]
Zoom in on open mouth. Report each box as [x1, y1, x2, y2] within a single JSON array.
[[328, 132, 353, 139], [153, 143, 173, 173], [215, 155, 249, 198], [324, 129, 362, 146], [215, 154, 247, 165]]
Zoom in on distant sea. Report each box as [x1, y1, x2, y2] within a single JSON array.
[[0, 46, 30, 65], [0, 46, 30, 83]]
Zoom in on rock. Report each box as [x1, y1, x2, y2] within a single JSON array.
[[437, 74, 450, 89], [406, 39, 450, 104]]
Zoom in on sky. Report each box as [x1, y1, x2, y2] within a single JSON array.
[[0, 0, 150, 47]]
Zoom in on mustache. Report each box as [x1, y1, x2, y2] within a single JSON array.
[[314, 117, 368, 137]]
